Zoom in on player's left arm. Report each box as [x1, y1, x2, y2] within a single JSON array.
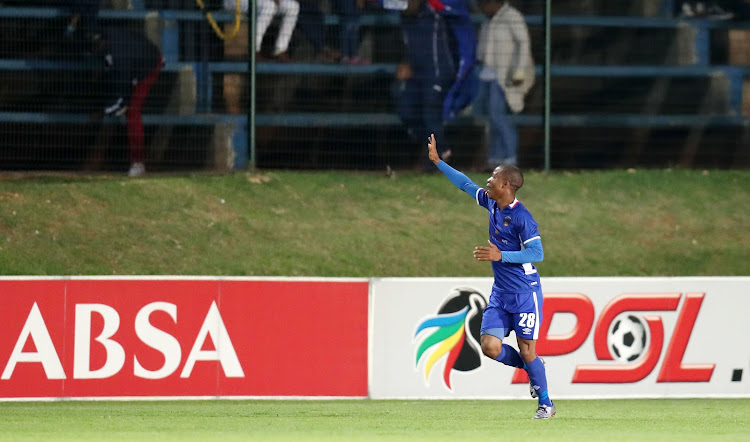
[[500, 237, 543, 263], [502, 210, 544, 263], [473, 238, 543, 263]]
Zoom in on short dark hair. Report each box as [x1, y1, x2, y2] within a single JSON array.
[[499, 165, 524, 192]]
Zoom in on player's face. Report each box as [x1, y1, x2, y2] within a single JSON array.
[[486, 167, 506, 200]]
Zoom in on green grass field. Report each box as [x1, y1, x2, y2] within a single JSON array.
[[3, 399, 749, 441], [1, 170, 749, 440], [1, 169, 749, 276]]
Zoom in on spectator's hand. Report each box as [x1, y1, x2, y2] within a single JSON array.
[[396, 63, 412, 81], [114, 106, 128, 117], [427, 133, 441, 165], [473, 240, 502, 261], [511, 69, 525, 86]]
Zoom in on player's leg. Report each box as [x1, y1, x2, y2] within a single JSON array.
[[517, 337, 551, 406], [479, 298, 523, 368], [513, 290, 554, 417], [480, 334, 523, 368]]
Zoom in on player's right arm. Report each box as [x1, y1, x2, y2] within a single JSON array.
[[427, 134, 482, 199]]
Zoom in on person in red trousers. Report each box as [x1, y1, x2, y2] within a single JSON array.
[[91, 28, 162, 176]]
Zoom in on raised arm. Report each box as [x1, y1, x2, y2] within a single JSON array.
[[427, 134, 481, 197]]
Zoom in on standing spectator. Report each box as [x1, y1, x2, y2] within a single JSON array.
[[256, 0, 300, 61], [333, 0, 370, 64], [296, 0, 342, 63], [221, 0, 249, 114], [473, 0, 534, 169], [396, 0, 456, 169], [425, 0, 478, 122], [91, 28, 163, 177]]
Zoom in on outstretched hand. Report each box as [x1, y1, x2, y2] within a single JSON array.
[[473, 240, 502, 262], [427, 133, 441, 165]]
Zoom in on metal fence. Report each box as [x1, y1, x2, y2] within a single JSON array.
[[0, 0, 748, 175]]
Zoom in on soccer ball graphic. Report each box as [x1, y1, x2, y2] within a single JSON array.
[[607, 314, 648, 362]]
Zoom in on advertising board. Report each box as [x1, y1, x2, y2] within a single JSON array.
[[0, 278, 369, 399], [370, 277, 750, 398]]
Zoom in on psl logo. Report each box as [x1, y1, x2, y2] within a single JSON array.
[[413, 288, 486, 389], [509, 292, 715, 384]]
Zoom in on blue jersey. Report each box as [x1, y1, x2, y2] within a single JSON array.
[[474, 189, 542, 295], [435, 161, 543, 294]]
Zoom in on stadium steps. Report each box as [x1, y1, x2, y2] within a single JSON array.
[[1, 6, 749, 169]]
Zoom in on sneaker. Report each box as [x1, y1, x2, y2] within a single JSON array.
[[529, 357, 545, 399], [532, 402, 556, 420], [128, 162, 145, 177], [706, 3, 734, 19]]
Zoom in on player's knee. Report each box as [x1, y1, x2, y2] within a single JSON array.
[[519, 347, 536, 363], [481, 340, 502, 359]]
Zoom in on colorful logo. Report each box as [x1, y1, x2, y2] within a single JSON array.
[[413, 288, 486, 389]]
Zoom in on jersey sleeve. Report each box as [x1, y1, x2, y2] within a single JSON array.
[[436, 161, 487, 208], [501, 237, 543, 263], [517, 209, 541, 244]]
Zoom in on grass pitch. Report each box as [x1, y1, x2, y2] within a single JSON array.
[[2, 399, 748, 441], [1, 169, 749, 277]]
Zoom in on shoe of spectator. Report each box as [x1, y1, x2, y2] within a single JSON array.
[[706, 3, 734, 19], [273, 51, 291, 63], [128, 162, 145, 177], [681, 1, 706, 17], [255, 51, 270, 62]]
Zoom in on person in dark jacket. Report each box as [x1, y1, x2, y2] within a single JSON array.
[[396, 0, 456, 170], [91, 28, 163, 176]]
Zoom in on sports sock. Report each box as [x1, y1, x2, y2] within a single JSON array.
[[525, 356, 552, 407], [494, 344, 524, 368]]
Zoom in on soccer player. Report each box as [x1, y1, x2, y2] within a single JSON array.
[[427, 133, 555, 419]]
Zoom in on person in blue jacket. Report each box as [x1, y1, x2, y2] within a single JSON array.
[[396, 0, 456, 169]]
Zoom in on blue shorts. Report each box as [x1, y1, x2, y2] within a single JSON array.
[[480, 290, 543, 341]]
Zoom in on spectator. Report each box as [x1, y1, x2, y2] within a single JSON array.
[[255, 0, 300, 61], [221, 0, 249, 114], [396, 0, 455, 169], [473, 0, 534, 169], [296, 0, 342, 63], [425, 0, 478, 122], [333, 0, 370, 64], [90, 28, 163, 177]]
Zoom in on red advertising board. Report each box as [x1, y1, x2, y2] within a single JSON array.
[[0, 278, 368, 399]]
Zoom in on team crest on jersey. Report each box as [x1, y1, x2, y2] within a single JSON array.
[[413, 288, 486, 389], [503, 216, 511, 226]]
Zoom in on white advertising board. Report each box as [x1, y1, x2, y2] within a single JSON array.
[[370, 277, 750, 399]]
